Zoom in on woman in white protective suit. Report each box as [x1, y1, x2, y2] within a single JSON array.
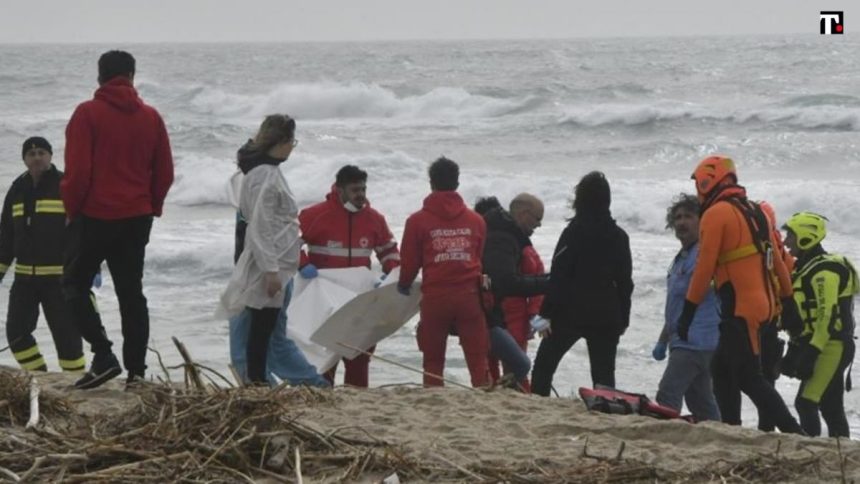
[[219, 114, 302, 384]]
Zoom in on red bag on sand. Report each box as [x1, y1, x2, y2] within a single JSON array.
[[578, 386, 683, 420]]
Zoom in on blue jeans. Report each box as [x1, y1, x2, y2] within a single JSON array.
[[489, 326, 531, 382], [229, 280, 329, 387], [656, 348, 720, 421]]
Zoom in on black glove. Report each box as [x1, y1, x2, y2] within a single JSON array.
[[795, 343, 820, 381], [676, 299, 698, 341], [780, 297, 803, 337]]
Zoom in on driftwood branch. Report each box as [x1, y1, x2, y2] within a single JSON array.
[[25, 377, 39, 429], [171, 336, 207, 392]]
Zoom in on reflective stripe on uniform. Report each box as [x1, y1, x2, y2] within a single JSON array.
[[0, 263, 8, 273], [375, 240, 397, 252], [13, 345, 41, 361], [34, 266, 63, 276], [380, 253, 401, 263], [14, 345, 47, 371], [34, 199, 65, 214], [20, 357, 47, 371], [717, 244, 758, 265], [14, 264, 63, 276], [307, 245, 374, 258], [14, 264, 33, 274], [59, 356, 87, 372], [11, 203, 24, 217]]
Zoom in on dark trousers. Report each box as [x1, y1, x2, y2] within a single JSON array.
[[64, 215, 152, 376], [757, 322, 784, 431], [711, 318, 802, 434], [247, 307, 279, 383], [531, 328, 619, 397], [6, 277, 84, 371]]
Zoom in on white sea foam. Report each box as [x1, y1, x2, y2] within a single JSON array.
[[177, 81, 537, 121], [559, 102, 860, 131]]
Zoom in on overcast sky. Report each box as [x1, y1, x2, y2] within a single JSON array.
[[0, 0, 851, 43]]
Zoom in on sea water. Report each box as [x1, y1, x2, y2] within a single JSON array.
[[1, 36, 858, 432]]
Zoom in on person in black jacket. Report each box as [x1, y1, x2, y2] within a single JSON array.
[[479, 194, 550, 389], [531, 171, 634, 396], [0, 137, 86, 373]]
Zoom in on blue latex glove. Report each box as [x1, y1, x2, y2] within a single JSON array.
[[396, 284, 411, 296], [92, 272, 102, 289], [299, 264, 318, 279], [529, 315, 551, 338], [373, 273, 388, 289], [652, 341, 667, 361]]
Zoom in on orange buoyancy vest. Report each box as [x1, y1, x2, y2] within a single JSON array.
[[686, 187, 792, 354]]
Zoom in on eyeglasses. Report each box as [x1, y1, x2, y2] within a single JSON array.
[[526, 210, 543, 224]]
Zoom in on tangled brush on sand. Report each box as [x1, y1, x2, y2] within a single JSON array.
[[1, 335, 859, 483], [0, 367, 856, 483]]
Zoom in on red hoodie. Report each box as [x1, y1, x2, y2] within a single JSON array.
[[298, 186, 400, 273], [399, 191, 486, 297], [62, 77, 174, 220]]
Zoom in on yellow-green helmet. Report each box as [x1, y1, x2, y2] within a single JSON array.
[[783, 211, 828, 250]]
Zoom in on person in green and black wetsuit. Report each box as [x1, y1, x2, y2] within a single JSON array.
[[781, 211, 858, 438]]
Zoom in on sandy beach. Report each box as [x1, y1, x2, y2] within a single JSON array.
[[1, 367, 859, 482]]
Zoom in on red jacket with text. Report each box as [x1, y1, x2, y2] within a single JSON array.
[[399, 191, 486, 298], [299, 186, 400, 273], [62, 77, 174, 220]]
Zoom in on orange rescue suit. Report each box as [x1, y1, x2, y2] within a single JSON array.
[[686, 196, 792, 354]]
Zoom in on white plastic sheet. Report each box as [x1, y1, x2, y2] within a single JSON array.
[[286, 267, 420, 373]]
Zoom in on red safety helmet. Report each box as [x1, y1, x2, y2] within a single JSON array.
[[691, 156, 737, 202]]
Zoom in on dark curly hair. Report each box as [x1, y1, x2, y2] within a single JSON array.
[[665, 193, 700, 229], [473, 196, 502, 215]]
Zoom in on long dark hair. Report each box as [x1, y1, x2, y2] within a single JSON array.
[[572, 171, 611, 216]]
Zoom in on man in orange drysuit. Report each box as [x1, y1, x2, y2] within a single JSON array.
[[677, 156, 802, 434]]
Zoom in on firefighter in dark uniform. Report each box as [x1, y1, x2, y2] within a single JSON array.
[[0, 137, 86, 372]]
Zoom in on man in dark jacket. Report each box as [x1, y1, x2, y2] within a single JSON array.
[[62, 50, 174, 389], [0, 137, 86, 373], [531, 171, 634, 397], [481, 194, 549, 388]]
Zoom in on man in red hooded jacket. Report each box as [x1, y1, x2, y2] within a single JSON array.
[[62, 50, 174, 390], [399, 157, 489, 387], [298, 165, 400, 387]]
